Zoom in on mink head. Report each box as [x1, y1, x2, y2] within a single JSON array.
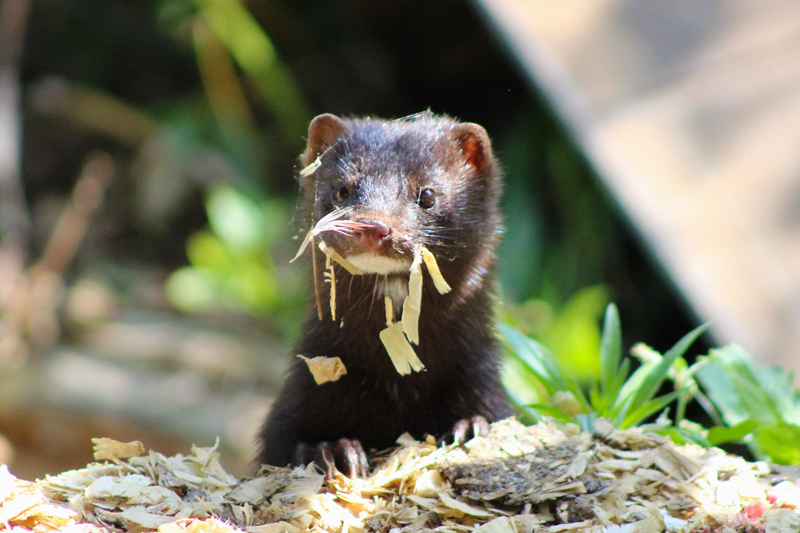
[[295, 112, 502, 298]]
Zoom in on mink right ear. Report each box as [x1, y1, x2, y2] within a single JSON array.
[[451, 122, 493, 175], [300, 114, 348, 168]]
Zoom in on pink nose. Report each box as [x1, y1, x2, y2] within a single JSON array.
[[353, 219, 391, 247]]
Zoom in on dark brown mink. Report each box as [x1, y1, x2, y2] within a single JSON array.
[[257, 112, 511, 476]]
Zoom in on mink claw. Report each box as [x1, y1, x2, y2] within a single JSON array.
[[292, 441, 316, 466], [440, 415, 491, 446], [314, 441, 338, 479], [292, 439, 369, 479], [334, 438, 369, 478]]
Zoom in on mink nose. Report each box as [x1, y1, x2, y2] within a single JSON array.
[[353, 219, 391, 246]]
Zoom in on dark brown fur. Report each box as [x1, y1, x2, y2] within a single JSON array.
[[257, 112, 511, 469]]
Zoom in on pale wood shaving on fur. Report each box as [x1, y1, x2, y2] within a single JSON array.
[[379, 322, 425, 375], [297, 355, 347, 385], [323, 254, 336, 320], [290, 212, 453, 376], [401, 246, 424, 345], [290, 230, 314, 264], [318, 241, 362, 276], [384, 297, 394, 327], [420, 246, 451, 294], [298, 157, 322, 178]]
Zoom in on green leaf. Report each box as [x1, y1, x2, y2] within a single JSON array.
[[165, 266, 220, 312], [624, 323, 709, 422], [611, 358, 631, 403], [186, 232, 232, 271], [646, 425, 709, 447], [696, 358, 749, 426], [706, 420, 758, 446], [620, 390, 682, 429], [539, 285, 607, 378], [754, 423, 800, 465], [565, 377, 592, 414], [206, 186, 265, 251], [599, 304, 622, 394], [611, 360, 656, 424], [498, 323, 567, 395], [758, 365, 800, 423], [698, 345, 785, 426], [506, 390, 540, 425], [575, 413, 597, 432], [524, 403, 575, 422]]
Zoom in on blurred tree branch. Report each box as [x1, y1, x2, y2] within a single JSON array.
[[0, 0, 33, 253], [0, 152, 114, 367], [193, 17, 257, 136], [193, 0, 311, 147]]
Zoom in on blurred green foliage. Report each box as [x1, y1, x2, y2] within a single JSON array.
[[152, 0, 312, 340], [189, 0, 310, 144], [165, 186, 304, 335]]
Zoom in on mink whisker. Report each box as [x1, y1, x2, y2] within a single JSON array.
[[368, 276, 379, 318]]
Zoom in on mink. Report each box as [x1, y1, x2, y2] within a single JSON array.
[[257, 112, 512, 476]]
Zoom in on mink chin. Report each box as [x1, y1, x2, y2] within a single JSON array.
[[257, 111, 512, 477]]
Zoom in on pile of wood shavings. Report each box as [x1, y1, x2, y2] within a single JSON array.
[[3, 420, 800, 533]]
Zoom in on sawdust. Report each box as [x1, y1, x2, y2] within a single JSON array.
[[4, 420, 799, 533]]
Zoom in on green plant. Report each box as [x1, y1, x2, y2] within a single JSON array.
[[696, 344, 800, 464], [500, 304, 709, 432]]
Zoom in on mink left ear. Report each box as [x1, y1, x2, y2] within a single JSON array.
[[452, 123, 494, 175]]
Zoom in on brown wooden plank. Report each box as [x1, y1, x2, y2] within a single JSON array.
[[476, 0, 800, 378]]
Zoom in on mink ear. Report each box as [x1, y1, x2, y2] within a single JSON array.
[[452, 123, 493, 175], [300, 114, 348, 167]]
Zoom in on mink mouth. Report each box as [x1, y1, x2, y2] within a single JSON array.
[[345, 252, 412, 275]]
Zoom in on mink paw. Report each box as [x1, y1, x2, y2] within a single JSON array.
[[439, 415, 491, 446], [293, 438, 369, 479]]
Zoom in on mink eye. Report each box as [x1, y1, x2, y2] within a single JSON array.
[[417, 188, 436, 209], [332, 182, 349, 203]]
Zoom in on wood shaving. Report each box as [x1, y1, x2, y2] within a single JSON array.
[[291, 208, 359, 265], [297, 355, 347, 385], [290, 229, 314, 264], [420, 246, 451, 294], [379, 322, 425, 375], [3, 420, 800, 533], [323, 255, 336, 320], [92, 439, 146, 461], [299, 157, 322, 178], [318, 242, 362, 276], [401, 246, 424, 345], [384, 297, 394, 327]]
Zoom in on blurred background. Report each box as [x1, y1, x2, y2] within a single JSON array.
[[5, 0, 797, 480]]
